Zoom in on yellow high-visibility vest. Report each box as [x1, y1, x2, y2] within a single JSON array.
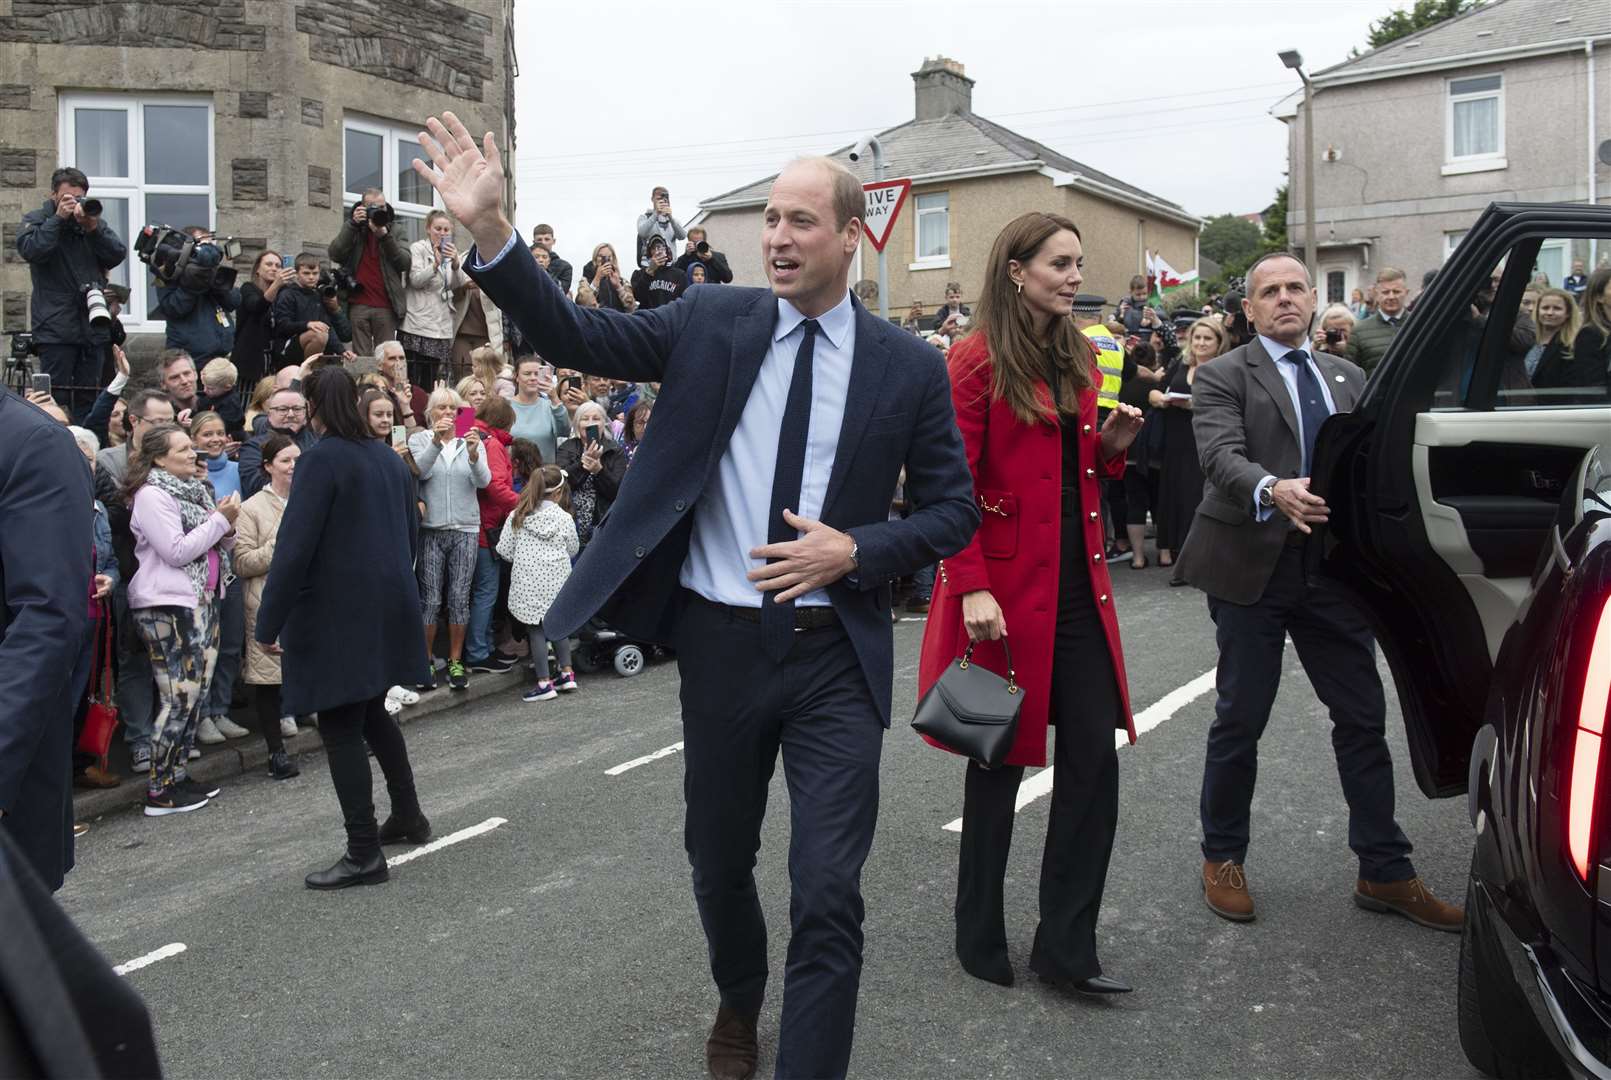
[[1082, 325, 1124, 411]]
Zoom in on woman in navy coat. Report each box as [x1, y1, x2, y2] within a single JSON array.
[[254, 366, 433, 890]]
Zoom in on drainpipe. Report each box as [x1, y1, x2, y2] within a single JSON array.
[[1589, 38, 1599, 268]]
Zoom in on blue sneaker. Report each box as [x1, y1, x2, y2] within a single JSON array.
[[522, 680, 557, 703]]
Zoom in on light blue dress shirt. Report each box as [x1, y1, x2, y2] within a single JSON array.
[[680, 293, 856, 608], [1252, 334, 1339, 520]]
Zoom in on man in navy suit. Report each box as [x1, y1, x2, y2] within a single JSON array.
[[0, 389, 93, 892], [415, 113, 978, 1080]]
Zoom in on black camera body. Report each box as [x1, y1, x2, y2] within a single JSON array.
[[695, 240, 710, 256], [351, 200, 394, 229], [318, 267, 357, 299]]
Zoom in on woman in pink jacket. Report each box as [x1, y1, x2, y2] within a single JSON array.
[[125, 423, 240, 817]]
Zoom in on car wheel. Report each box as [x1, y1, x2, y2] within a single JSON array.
[[613, 644, 645, 678], [1457, 877, 1565, 1078]]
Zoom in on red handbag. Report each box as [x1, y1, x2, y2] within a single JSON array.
[[76, 606, 119, 760]]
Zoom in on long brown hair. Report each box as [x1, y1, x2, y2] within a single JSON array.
[[967, 212, 1094, 425], [1582, 268, 1611, 336], [123, 423, 185, 504], [510, 464, 571, 531]]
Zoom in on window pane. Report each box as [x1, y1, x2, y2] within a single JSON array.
[[1450, 74, 1501, 95], [96, 197, 131, 289], [915, 193, 947, 212], [143, 105, 210, 186], [74, 109, 129, 178], [397, 138, 432, 207], [918, 211, 948, 259], [1452, 97, 1498, 157], [143, 194, 212, 319], [392, 212, 426, 246], [1326, 271, 1345, 304], [345, 128, 384, 197], [1533, 245, 1566, 289]]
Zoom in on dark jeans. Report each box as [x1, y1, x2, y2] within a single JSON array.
[[252, 683, 286, 756], [676, 595, 882, 1080], [112, 585, 157, 756], [204, 575, 243, 720], [35, 342, 103, 419], [317, 694, 421, 859], [1199, 546, 1415, 881]]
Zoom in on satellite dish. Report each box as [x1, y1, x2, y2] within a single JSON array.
[[1600, 139, 1611, 167]]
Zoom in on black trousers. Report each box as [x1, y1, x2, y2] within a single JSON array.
[[956, 492, 1121, 984], [676, 595, 882, 1080], [317, 694, 421, 859], [1199, 546, 1415, 881], [252, 684, 285, 756], [35, 343, 103, 419]]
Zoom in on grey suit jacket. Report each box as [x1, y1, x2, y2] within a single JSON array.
[[1173, 339, 1365, 605]]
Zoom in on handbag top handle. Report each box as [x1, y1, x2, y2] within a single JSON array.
[[959, 638, 1018, 694]]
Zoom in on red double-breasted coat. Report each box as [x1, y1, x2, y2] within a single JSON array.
[[916, 334, 1136, 768]]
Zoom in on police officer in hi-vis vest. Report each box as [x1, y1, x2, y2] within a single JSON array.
[[1073, 295, 1132, 562]]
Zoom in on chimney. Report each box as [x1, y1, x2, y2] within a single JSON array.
[[912, 56, 974, 121]]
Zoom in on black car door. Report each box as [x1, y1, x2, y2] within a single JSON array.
[[1312, 202, 1611, 798]]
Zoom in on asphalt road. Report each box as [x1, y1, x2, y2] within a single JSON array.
[[58, 567, 1480, 1080]]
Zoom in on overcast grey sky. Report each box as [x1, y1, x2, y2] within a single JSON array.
[[506, 0, 1391, 271]]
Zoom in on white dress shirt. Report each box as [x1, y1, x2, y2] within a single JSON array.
[[1252, 334, 1339, 520], [681, 293, 856, 608]]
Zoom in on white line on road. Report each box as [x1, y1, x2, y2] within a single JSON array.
[[606, 741, 685, 776], [942, 668, 1217, 832], [114, 942, 186, 976], [388, 816, 508, 867]]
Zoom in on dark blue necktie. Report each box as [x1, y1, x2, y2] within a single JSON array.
[[761, 318, 819, 661], [1281, 349, 1330, 476]]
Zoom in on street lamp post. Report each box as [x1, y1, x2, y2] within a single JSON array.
[[1279, 49, 1318, 281]]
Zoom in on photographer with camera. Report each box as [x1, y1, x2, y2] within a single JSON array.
[[672, 226, 733, 285], [1311, 304, 1357, 357], [635, 186, 686, 268], [271, 254, 353, 363], [155, 226, 241, 365], [329, 188, 410, 356], [15, 167, 128, 416]]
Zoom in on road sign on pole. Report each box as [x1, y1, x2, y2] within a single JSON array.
[[861, 179, 911, 254]]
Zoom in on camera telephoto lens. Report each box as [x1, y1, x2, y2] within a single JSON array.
[[80, 198, 102, 217], [83, 286, 112, 328], [696, 241, 710, 255]]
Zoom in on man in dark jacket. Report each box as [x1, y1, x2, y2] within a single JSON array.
[[531, 224, 573, 294], [0, 389, 93, 892], [156, 226, 239, 362], [14, 167, 127, 414], [629, 235, 686, 310], [239, 387, 319, 496], [328, 188, 410, 356], [1346, 266, 1410, 374], [673, 226, 734, 284]]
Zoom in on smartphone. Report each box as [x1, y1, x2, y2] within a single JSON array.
[[1324, 328, 1343, 345], [583, 423, 602, 446], [561, 375, 583, 395], [454, 405, 476, 438], [29, 372, 51, 396], [391, 425, 407, 449]]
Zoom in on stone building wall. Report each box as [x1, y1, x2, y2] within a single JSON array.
[[0, 0, 517, 366]]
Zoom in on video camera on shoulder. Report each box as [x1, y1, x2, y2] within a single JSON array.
[[133, 224, 242, 293]]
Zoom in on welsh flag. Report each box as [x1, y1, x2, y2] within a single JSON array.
[[1146, 250, 1198, 300]]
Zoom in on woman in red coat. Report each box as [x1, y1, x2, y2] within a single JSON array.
[[917, 211, 1144, 995]]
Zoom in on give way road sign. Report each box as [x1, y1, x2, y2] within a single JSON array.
[[862, 179, 911, 253]]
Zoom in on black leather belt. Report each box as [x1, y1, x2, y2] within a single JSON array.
[[690, 593, 841, 631]]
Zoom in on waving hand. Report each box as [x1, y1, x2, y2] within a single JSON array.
[[411, 111, 513, 255]]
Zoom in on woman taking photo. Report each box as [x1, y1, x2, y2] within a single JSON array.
[[126, 423, 241, 816], [234, 251, 294, 387], [254, 366, 432, 889], [234, 433, 302, 780], [555, 400, 627, 551], [401, 211, 468, 387], [916, 211, 1144, 995], [507, 354, 570, 462], [586, 243, 637, 312], [410, 386, 490, 691], [1150, 316, 1228, 568]]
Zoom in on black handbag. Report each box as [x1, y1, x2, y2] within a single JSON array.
[[912, 638, 1023, 768]]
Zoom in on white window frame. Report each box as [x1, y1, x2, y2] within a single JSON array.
[[57, 92, 216, 334], [341, 114, 442, 239], [1444, 230, 1469, 263], [1442, 72, 1506, 175], [910, 191, 951, 271]]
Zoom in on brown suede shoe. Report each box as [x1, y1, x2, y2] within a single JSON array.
[[705, 1005, 759, 1080], [73, 765, 121, 790], [1353, 876, 1463, 932], [1203, 859, 1255, 922]]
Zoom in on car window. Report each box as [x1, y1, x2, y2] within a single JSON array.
[[1430, 235, 1611, 410]]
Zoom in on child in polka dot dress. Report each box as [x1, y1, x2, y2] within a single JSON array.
[[495, 465, 580, 702]]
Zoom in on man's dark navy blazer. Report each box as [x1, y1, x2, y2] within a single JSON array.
[[466, 240, 979, 723]]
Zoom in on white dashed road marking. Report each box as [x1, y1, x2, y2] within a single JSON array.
[[942, 668, 1217, 832], [606, 741, 685, 776], [388, 816, 509, 867], [115, 942, 186, 976]]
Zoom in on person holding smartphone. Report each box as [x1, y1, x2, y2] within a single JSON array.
[[585, 243, 637, 313], [400, 211, 467, 386], [507, 355, 570, 462], [553, 401, 625, 553]]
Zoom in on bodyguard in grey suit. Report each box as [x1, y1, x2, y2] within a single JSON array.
[[1176, 253, 1462, 933], [412, 113, 977, 1080]]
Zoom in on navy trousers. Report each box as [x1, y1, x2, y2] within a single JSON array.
[[675, 594, 882, 1080], [1199, 546, 1415, 881]]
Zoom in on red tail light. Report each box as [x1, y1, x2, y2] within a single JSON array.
[[1568, 594, 1611, 880]]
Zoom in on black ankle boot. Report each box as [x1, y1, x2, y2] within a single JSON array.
[[378, 812, 433, 845], [304, 850, 388, 890], [269, 750, 299, 780]]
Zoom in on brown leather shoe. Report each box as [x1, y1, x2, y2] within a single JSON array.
[[1203, 859, 1255, 922], [1353, 876, 1463, 932], [705, 1005, 759, 1080], [73, 765, 121, 790]]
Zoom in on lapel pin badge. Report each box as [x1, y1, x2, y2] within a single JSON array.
[[1334, 374, 1345, 382]]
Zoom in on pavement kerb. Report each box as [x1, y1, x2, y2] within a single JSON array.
[[72, 668, 529, 822]]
